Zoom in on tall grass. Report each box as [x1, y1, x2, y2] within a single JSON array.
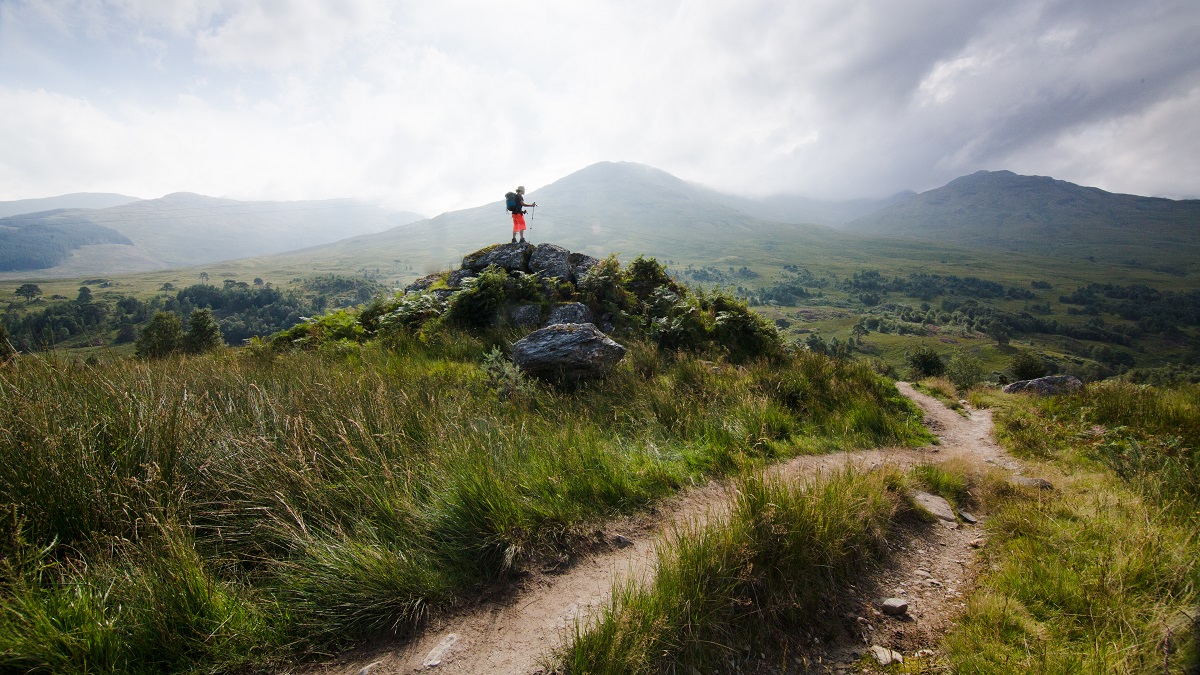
[[946, 382, 1200, 671], [0, 338, 928, 672], [562, 468, 903, 674]]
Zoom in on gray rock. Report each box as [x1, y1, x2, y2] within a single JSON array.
[[912, 491, 957, 522], [1009, 476, 1054, 490], [569, 252, 602, 284], [613, 534, 633, 548], [430, 289, 455, 304], [512, 323, 626, 381], [959, 511, 978, 524], [530, 243, 573, 281], [881, 598, 908, 616], [1003, 375, 1084, 396], [405, 273, 442, 294], [508, 303, 542, 327], [446, 268, 475, 288], [462, 242, 532, 273], [547, 302, 593, 325], [870, 645, 904, 666]]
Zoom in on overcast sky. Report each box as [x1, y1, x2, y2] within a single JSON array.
[[1, 0, 1198, 215]]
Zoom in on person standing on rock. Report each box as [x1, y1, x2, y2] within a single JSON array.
[[506, 185, 537, 244]]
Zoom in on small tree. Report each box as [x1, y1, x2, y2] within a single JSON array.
[[199, 272, 209, 282], [76, 286, 93, 303], [906, 345, 945, 378], [183, 308, 224, 354], [946, 351, 984, 390], [15, 284, 41, 303], [135, 312, 183, 358], [1010, 351, 1047, 381]]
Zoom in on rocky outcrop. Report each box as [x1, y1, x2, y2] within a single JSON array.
[[511, 323, 626, 380], [547, 302, 593, 325], [569, 252, 601, 284], [462, 242, 532, 273], [508, 303, 542, 328], [529, 243, 572, 281], [1002, 375, 1083, 396]]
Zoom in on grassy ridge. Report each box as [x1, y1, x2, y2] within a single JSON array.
[[0, 339, 928, 673], [945, 384, 1200, 671]]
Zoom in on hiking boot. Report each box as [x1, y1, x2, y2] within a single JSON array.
[[511, 237, 517, 244]]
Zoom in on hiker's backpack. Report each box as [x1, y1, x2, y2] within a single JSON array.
[[505, 192, 520, 213]]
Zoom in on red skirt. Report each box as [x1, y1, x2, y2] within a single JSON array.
[[511, 213, 526, 232]]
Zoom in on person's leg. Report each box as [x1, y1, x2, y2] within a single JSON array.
[[512, 213, 526, 243]]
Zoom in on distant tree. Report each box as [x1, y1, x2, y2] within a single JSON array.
[[114, 324, 138, 344], [906, 345, 945, 378], [76, 286, 93, 303], [160, 283, 175, 292], [135, 312, 183, 358], [987, 321, 1010, 346], [253, 278, 264, 286], [15, 284, 41, 303], [946, 351, 984, 390], [199, 272, 209, 282], [183, 308, 223, 354]]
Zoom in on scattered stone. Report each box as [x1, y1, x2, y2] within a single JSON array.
[[969, 538, 985, 548], [870, 645, 904, 666], [915, 569, 931, 578], [1002, 375, 1084, 396], [613, 534, 633, 548], [915, 648, 936, 659], [529, 243, 573, 281], [881, 598, 908, 616], [943, 520, 960, 530], [959, 511, 978, 524], [356, 661, 383, 675], [912, 490, 957, 522], [421, 632, 459, 667], [512, 323, 627, 381], [547, 302, 593, 325], [1009, 476, 1054, 490], [462, 241, 531, 272]]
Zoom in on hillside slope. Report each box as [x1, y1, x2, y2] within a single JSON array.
[[843, 170, 1200, 272], [0, 193, 141, 218], [0, 194, 425, 276]]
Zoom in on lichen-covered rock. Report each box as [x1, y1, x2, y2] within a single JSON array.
[[547, 302, 593, 325], [1002, 375, 1083, 396], [512, 323, 626, 380], [405, 273, 442, 294], [568, 252, 601, 284], [508, 303, 542, 327], [462, 242, 532, 273], [530, 243, 572, 281], [446, 269, 476, 288]]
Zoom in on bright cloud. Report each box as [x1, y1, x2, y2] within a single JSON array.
[[0, 0, 1197, 214]]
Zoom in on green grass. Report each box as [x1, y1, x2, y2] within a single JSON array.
[[0, 339, 929, 673], [561, 467, 904, 674], [943, 383, 1200, 672]]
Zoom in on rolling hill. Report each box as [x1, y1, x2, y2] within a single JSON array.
[[842, 170, 1200, 273], [0, 192, 141, 219], [0, 194, 425, 278]]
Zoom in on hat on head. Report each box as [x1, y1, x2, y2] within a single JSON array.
[[516, 186, 525, 193]]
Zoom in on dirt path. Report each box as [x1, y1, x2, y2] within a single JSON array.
[[310, 383, 1014, 674]]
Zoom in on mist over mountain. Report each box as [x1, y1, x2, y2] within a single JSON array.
[[0, 193, 141, 219], [844, 170, 1200, 269], [0, 194, 425, 277]]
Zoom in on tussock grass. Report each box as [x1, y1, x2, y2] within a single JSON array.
[[0, 339, 928, 672], [945, 382, 1200, 671], [562, 468, 903, 674]]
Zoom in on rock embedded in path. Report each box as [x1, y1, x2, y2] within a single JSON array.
[[881, 597, 908, 616], [462, 241, 532, 273], [512, 323, 626, 381], [1002, 375, 1083, 395], [870, 645, 904, 666], [959, 511, 978, 524], [912, 491, 958, 522]]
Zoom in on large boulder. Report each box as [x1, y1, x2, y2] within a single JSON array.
[[462, 242, 532, 273], [508, 303, 543, 327], [405, 273, 442, 294], [569, 252, 602, 284], [530, 243, 573, 281], [446, 269, 476, 288], [1003, 375, 1083, 396], [547, 302, 593, 325], [512, 323, 626, 380]]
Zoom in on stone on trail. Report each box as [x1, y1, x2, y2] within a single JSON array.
[[959, 511, 978, 524], [881, 597, 908, 616], [870, 645, 904, 665], [1002, 375, 1083, 395], [912, 491, 957, 522], [511, 323, 626, 381]]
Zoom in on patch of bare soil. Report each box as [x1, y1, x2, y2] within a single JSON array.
[[305, 383, 1014, 674]]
